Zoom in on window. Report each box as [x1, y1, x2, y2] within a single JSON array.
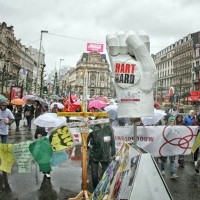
[[91, 77, 95, 87], [101, 79, 104, 87]]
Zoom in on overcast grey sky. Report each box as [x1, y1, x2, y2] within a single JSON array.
[[1, 0, 200, 73]]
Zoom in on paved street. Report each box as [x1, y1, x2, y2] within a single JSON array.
[[0, 122, 200, 200]]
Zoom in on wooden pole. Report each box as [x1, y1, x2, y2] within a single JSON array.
[[68, 127, 91, 200], [81, 131, 89, 190]]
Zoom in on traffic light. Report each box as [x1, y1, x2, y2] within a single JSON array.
[[43, 86, 48, 94]]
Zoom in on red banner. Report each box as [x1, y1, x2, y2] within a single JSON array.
[[10, 86, 22, 100]]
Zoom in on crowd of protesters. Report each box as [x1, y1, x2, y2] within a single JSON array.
[[150, 103, 200, 178], [1, 94, 200, 185]]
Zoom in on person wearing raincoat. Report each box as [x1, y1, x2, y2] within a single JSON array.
[[87, 122, 116, 190]]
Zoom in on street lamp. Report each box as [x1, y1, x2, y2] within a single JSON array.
[[178, 78, 182, 106], [59, 58, 64, 78], [35, 30, 48, 95], [160, 80, 163, 105]]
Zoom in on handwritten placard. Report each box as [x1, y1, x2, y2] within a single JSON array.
[[13, 141, 33, 173]]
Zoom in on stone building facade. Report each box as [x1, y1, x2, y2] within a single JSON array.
[[153, 31, 200, 101], [63, 52, 112, 97], [0, 22, 37, 97]]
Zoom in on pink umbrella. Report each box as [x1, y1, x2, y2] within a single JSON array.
[[96, 96, 109, 103], [88, 100, 108, 109]]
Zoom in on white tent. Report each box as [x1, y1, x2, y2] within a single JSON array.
[[92, 142, 173, 200], [129, 153, 172, 200]]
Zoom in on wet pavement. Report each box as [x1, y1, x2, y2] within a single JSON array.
[[0, 123, 200, 200], [1, 123, 82, 200], [158, 157, 200, 200]]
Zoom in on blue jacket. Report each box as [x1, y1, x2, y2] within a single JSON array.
[[183, 115, 195, 126]]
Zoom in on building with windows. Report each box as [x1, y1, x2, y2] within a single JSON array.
[[153, 31, 200, 102], [63, 52, 113, 97], [0, 22, 38, 97]]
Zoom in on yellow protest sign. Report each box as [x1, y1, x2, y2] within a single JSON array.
[[191, 133, 200, 153], [49, 126, 74, 151], [0, 144, 15, 173]]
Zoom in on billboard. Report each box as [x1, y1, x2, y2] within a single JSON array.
[[10, 86, 22, 100], [86, 43, 103, 52]]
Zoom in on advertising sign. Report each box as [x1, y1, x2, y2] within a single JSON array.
[[86, 43, 103, 52], [10, 86, 22, 100]]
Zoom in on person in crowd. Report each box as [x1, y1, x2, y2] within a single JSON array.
[[87, 122, 116, 190], [168, 105, 179, 117], [24, 101, 35, 131], [176, 114, 184, 125], [34, 126, 48, 139], [160, 116, 179, 179], [51, 103, 59, 113], [183, 110, 198, 165], [175, 114, 185, 167], [183, 110, 196, 126], [13, 105, 23, 132], [7, 102, 13, 112], [30, 126, 52, 179], [193, 111, 200, 168], [154, 102, 161, 109], [0, 101, 15, 143], [35, 101, 45, 118]]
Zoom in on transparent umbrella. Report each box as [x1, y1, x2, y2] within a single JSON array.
[[28, 96, 48, 106], [34, 113, 66, 127], [22, 94, 34, 100], [141, 109, 167, 126], [104, 104, 118, 112], [106, 109, 118, 121], [50, 102, 64, 109]]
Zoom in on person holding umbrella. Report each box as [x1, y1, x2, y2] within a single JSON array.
[[11, 98, 26, 131], [35, 101, 45, 118], [24, 101, 35, 131], [13, 105, 23, 132]]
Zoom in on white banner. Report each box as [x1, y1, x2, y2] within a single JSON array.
[[69, 125, 199, 157], [113, 126, 199, 157]]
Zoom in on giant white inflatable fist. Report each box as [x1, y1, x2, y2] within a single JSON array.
[[106, 31, 157, 118]]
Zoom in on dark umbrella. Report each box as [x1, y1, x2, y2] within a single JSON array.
[[28, 96, 48, 106]]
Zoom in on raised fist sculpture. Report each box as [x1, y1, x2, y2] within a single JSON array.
[[106, 31, 157, 118]]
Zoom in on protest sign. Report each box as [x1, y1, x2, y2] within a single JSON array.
[[13, 141, 32, 173]]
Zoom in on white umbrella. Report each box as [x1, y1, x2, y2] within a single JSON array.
[[106, 109, 118, 121], [104, 103, 118, 112], [50, 102, 64, 109], [141, 109, 167, 126], [34, 113, 66, 127]]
